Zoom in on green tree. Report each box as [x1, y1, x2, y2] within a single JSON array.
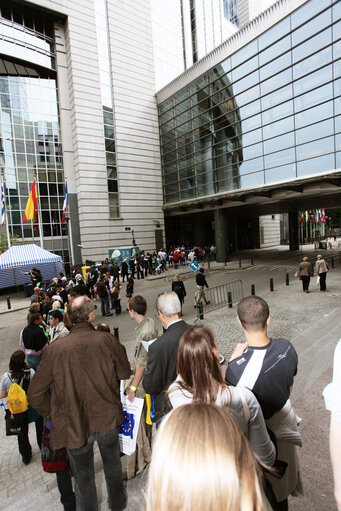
[[0, 233, 20, 255]]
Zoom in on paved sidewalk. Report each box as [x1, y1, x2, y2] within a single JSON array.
[[0, 247, 340, 509]]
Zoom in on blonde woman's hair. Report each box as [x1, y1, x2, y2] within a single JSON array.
[[52, 300, 62, 310], [146, 403, 267, 511], [173, 274, 181, 282]]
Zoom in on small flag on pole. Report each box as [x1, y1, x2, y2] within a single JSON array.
[[23, 178, 38, 223], [1, 177, 5, 226], [61, 181, 68, 224]]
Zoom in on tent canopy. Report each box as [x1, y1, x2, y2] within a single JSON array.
[[0, 244, 62, 269]]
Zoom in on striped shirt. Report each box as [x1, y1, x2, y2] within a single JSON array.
[[225, 338, 298, 419]]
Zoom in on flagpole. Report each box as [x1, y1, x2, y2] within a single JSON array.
[[66, 179, 75, 266], [1, 172, 11, 250], [35, 174, 44, 249], [68, 216, 75, 266]]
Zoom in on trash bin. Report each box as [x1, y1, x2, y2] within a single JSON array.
[[318, 241, 327, 249], [23, 283, 34, 297]]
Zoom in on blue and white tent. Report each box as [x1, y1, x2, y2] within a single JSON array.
[[0, 244, 63, 289]]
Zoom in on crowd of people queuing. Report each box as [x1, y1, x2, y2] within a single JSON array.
[[1, 249, 340, 511]]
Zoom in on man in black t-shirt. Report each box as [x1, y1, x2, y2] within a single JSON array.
[[225, 295, 301, 511], [195, 268, 210, 307]]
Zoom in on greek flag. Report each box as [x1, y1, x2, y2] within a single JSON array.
[[1, 178, 5, 226]]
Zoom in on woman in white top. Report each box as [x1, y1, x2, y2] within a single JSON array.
[[168, 324, 276, 468], [0, 350, 43, 465]]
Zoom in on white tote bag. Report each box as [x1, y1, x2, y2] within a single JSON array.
[[119, 381, 144, 456]]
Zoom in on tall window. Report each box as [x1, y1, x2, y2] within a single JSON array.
[[223, 0, 239, 26], [95, 0, 119, 218]]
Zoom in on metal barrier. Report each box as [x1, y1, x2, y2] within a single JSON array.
[[195, 279, 244, 319]]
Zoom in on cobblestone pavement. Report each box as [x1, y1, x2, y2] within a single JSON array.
[[1, 247, 340, 510]]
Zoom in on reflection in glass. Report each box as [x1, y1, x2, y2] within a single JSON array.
[[264, 148, 295, 169], [264, 133, 295, 154], [263, 117, 294, 139], [258, 17, 290, 51], [294, 83, 333, 113], [295, 119, 334, 145], [159, 0, 338, 204], [292, 10, 331, 46], [265, 164, 296, 184], [239, 157, 263, 175], [240, 172, 264, 188], [295, 100, 333, 128], [0, 72, 64, 238], [297, 154, 334, 176], [292, 28, 332, 64], [296, 136, 334, 161]]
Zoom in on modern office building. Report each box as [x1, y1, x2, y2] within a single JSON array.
[[0, 0, 339, 264], [157, 0, 340, 257]]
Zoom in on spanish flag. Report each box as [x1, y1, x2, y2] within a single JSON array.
[[23, 178, 38, 223]]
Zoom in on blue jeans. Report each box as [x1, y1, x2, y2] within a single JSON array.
[[100, 296, 110, 316], [26, 354, 42, 370], [67, 428, 126, 511]]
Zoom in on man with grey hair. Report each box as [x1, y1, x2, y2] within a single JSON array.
[[28, 295, 131, 511], [143, 291, 190, 423]]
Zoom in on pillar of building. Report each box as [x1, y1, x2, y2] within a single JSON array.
[[214, 209, 229, 262], [192, 216, 206, 247], [289, 211, 299, 251]]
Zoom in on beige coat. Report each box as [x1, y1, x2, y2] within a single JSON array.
[[316, 258, 329, 275], [28, 321, 131, 450]]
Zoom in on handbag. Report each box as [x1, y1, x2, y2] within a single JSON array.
[[41, 421, 69, 472], [5, 409, 28, 436], [119, 381, 144, 455]]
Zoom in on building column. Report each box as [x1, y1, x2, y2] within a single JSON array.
[[192, 216, 205, 247], [289, 211, 299, 251], [214, 209, 229, 262]]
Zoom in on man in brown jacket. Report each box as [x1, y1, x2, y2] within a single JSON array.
[[28, 295, 131, 511]]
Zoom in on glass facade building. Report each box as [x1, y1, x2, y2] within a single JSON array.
[[159, 0, 340, 206], [0, 2, 68, 259]]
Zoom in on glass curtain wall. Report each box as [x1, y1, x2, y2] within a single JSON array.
[[94, 0, 119, 219], [159, 0, 340, 205], [0, 3, 67, 261]]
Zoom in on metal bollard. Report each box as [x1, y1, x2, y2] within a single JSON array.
[[7, 296, 11, 310], [270, 278, 274, 292], [228, 291, 233, 308], [286, 273, 289, 286], [251, 284, 255, 295], [251, 256, 254, 265], [113, 326, 119, 339], [208, 258, 211, 270], [332, 257, 335, 269], [239, 258, 242, 268], [198, 301, 204, 320]]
